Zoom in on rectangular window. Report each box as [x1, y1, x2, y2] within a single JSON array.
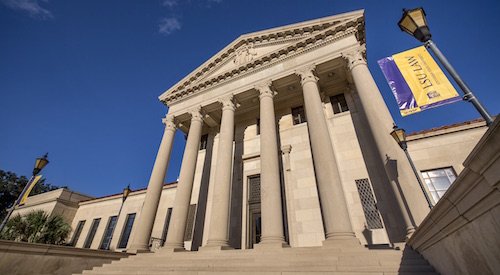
[[160, 208, 173, 246], [421, 167, 456, 203], [292, 106, 307, 125], [330, 94, 349, 114], [256, 119, 260, 135], [99, 216, 118, 250], [118, 213, 136, 249], [183, 204, 197, 241], [84, 218, 101, 248], [70, 220, 85, 246], [355, 179, 383, 229], [200, 134, 208, 150]]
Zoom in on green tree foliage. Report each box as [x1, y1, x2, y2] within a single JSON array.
[[1, 210, 71, 244], [0, 170, 61, 221]]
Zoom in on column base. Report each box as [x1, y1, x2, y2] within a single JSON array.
[[159, 246, 188, 253], [126, 244, 150, 254], [253, 242, 290, 250], [162, 241, 185, 253], [199, 245, 234, 252], [323, 231, 361, 250], [405, 226, 416, 241]]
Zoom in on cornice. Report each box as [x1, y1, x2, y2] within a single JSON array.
[[160, 11, 365, 106]]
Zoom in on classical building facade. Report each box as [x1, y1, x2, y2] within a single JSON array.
[[10, 10, 489, 257], [118, 9, 486, 253]]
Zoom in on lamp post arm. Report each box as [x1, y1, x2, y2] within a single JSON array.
[[403, 149, 434, 210], [425, 40, 494, 126], [0, 175, 36, 233]]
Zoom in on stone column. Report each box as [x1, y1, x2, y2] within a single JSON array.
[[128, 115, 177, 253], [164, 107, 204, 250], [254, 82, 287, 247], [204, 95, 236, 249], [296, 65, 359, 245], [342, 46, 416, 238]]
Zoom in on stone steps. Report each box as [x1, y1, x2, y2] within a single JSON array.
[[77, 245, 437, 275]]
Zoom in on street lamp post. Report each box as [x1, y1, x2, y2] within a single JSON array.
[[0, 153, 50, 233], [398, 7, 494, 126], [105, 185, 131, 250], [390, 126, 433, 210]]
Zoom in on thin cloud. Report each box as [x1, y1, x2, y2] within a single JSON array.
[[159, 17, 181, 35], [162, 0, 177, 8], [1, 0, 53, 19], [208, 0, 222, 3]]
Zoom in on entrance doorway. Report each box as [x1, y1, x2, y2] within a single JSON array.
[[249, 208, 261, 247]]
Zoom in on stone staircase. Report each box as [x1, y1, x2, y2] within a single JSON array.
[[77, 244, 438, 275]]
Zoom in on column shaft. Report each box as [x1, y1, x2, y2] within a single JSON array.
[[257, 83, 286, 245], [164, 107, 204, 250], [297, 66, 358, 243], [343, 47, 417, 238], [128, 115, 176, 252], [205, 96, 236, 248]]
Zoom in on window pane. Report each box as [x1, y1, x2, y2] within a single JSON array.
[[84, 218, 101, 248], [431, 192, 440, 202], [431, 177, 452, 190], [71, 220, 86, 246], [445, 168, 455, 176], [99, 216, 117, 250], [332, 101, 340, 114], [292, 106, 306, 125], [330, 94, 349, 114], [427, 170, 446, 177], [422, 167, 456, 203], [161, 208, 173, 246], [118, 213, 136, 249], [425, 179, 435, 191], [199, 134, 208, 150]]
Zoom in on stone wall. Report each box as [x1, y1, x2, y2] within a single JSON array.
[[407, 117, 500, 274], [0, 240, 130, 275]]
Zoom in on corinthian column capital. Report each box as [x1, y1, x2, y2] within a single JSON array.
[[255, 80, 276, 100], [296, 64, 318, 86], [342, 46, 367, 71], [189, 106, 204, 123], [162, 115, 177, 132], [219, 94, 237, 112]]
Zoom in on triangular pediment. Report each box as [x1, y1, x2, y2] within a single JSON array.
[[160, 10, 365, 105]]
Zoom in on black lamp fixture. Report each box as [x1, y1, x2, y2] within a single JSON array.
[[390, 125, 407, 151], [122, 185, 131, 202], [398, 7, 431, 42], [33, 153, 49, 176]]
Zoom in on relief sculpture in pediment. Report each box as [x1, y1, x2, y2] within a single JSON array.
[[233, 44, 257, 66]]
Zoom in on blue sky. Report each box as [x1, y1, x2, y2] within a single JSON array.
[[1, 0, 498, 198]]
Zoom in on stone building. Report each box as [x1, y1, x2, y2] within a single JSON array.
[[8, 9, 495, 274]]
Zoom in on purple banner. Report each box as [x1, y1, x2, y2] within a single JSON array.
[[377, 57, 417, 111]]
